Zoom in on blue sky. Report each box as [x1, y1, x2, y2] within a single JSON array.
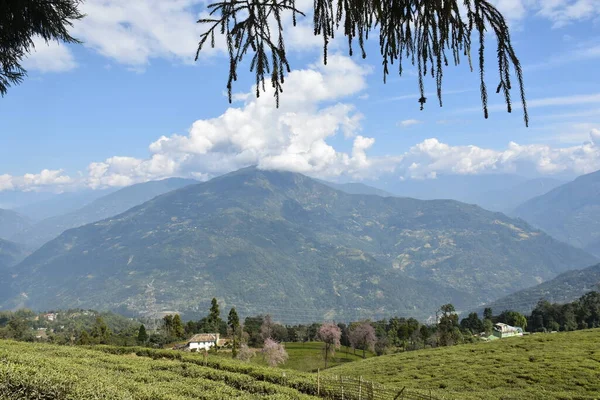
[[1, 0, 599, 192]]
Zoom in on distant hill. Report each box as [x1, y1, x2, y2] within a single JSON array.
[[370, 174, 566, 212], [0, 238, 28, 269], [0, 209, 31, 240], [514, 170, 600, 254], [0, 238, 29, 302], [11, 178, 198, 248], [475, 177, 565, 213], [5, 167, 595, 321], [317, 180, 394, 197], [14, 188, 116, 222], [481, 264, 600, 315]]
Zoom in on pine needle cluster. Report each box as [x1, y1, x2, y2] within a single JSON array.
[[197, 0, 528, 126], [0, 0, 84, 96]]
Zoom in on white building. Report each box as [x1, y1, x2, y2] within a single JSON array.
[[185, 333, 219, 351]]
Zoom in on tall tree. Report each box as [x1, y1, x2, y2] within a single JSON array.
[[196, 0, 528, 125], [78, 330, 91, 345], [162, 315, 174, 337], [437, 304, 460, 346], [484, 308, 493, 321], [0, 0, 84, 96], [90, 316, 111, 344], [172, 314, 185, 339], [317, 323, 341, 368], [207, 298, 223, 333], [137, 324, 148, 344], [349, 321, 376, 359], [228, 307, 240, 358]]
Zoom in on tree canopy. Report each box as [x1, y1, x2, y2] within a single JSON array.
[[0, 0, 84, 96], [197, 0, 528, 125]]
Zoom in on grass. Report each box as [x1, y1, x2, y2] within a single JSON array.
[[0, 340, 319, 399], [216, 342, 375, 372], [328, 329, 600, 399]]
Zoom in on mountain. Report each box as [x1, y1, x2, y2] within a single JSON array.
[[374, 174, 565, 213], [514, 170, 600, 253], [0, 191, 57, 210], [474, 177, 565, 213], [317, 180, 394, 197], [375, 174, 527, 203], [5, 168, 596, 321], [0, 208, 31, 240], [14, 188, 117, 222], [11, 178, 198, 248], [0, 239, 29, 302], [0, 238, 28, 269], [482, 263, 600, 315]]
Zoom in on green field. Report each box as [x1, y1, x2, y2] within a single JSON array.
[[0, 340, 320, 399], [215, 342, 375, 372], [329, 329, 600, 399]]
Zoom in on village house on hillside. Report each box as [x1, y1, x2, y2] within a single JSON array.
[[492, 323, 524, 339], [185, 333, 219, 351]]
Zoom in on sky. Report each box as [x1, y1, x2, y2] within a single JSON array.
[[1, 0, 600, 193]]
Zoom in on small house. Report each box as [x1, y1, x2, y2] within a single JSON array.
[[44, 313, 57, 322], [185, 333, 219, 351], [492, 323, 523, 339]]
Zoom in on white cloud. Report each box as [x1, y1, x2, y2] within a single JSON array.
[[394, 130, 600, 179], [461, 93, 600, 114], [0, 170, 73, 192], [536, 0, 600, 27], [3, 53, 600, 193], [70, 0, 219, 67], [23, 37, 77, 73], [399, 119, 422, 127], [83, 54, 372, 186]]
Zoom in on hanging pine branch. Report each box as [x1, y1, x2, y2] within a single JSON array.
[[196, 0, 529, 126], [0, 0, 84, 96]]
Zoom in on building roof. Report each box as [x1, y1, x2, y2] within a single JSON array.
[[187, 333, 218, 343]]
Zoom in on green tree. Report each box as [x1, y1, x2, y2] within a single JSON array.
[[7, 317, 29, 341], [1, 0, 84, 96], [228, 307, 240, 358], [172, 314, 185, 339], [497, 310, 527, 330], [197, 0, 527, 125], [162, 315, 174, 337], [484, 308, 493, 321], [460, 312, 484, 334], [78, 330, 91, 345], [137, 324, 148, 344], [207, 298, 223, 333], [483, 318, 494, 336], [90, 317, 111, 344], [437, 304, 460, 346]]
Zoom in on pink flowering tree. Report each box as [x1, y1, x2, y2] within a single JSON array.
[[262, 338, 288, 367], [236, 344, 255, 362], [349, 322, 376, 359], [317, 323, 341, 368]]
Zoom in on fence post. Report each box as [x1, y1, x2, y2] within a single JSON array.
[[359, 376, 362, 400], [317, 369, 320, 396], [370, 381, 374, 400], [340, 375, 344, 400]]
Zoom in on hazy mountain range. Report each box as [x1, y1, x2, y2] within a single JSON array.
[[0, 208, 31, 241], [2, 167, 594, 322], [483, 263, 600, 315], [10, 178, 198, 248], [514, 170, 600, 256]]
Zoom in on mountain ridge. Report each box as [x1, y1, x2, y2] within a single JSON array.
[[11, 178, 198, 248], [514, 170, 600, 253], [5, 167, 596, 321]]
